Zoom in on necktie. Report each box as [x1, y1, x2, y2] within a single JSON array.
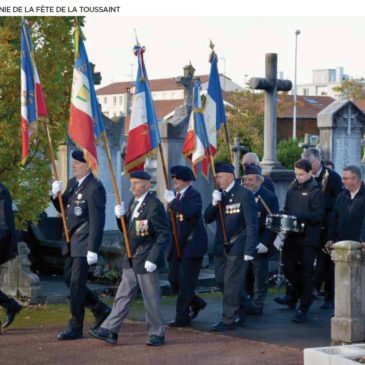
[[176, 193, 181, 201], [130, 200, 139, 217]]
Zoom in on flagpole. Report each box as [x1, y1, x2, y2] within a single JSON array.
[[209, 40, 233, 165], [158, 144, 182, 258], [101, 131, 133, 267], [44, 121, 70, 243]]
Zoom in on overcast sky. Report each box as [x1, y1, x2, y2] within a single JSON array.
[[83, 16, 365, 89]]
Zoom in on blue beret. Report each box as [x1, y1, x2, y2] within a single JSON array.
[[244, 164, 262, 176], [130, 170, 151, 180], [215, 162, 235, 175], [71, 150, 86, 163], [170, 165, 195, 181]]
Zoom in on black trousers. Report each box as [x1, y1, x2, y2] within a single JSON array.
[[313, 230, 334, 302], [168, 253, 205, 323], [63, 256, 108, 329], [282, 239, 317, 313], [0, 290, 18, 312]]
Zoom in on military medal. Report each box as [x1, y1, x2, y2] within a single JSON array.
[[77, 193, 83, 200], [179, 214, 184, 222], [74, 206, 82, 216]]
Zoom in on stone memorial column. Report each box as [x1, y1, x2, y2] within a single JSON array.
[[331, 240, 365, 344]]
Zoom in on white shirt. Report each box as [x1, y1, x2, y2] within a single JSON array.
[[224, 180, 235, 194], [350, 186, 361, 200], [176, 185, 191, 199], [314, 166, 323, 178], [132, 191, 149, 218], [77, 173, 90, 187]]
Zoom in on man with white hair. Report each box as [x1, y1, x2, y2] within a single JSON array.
[[241, 152, 275, 193]]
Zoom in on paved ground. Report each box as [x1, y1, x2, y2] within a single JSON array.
[[0, 289, 333, 365]]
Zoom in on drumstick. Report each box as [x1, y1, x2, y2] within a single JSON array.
[[257, 195, 273, 215]]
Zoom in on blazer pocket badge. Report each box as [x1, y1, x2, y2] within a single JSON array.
[[135, 219, 149, 236]]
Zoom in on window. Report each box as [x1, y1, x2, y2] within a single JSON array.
[[304, 98, 318, 104], [303, 88, 309, 96], [104, 97, 107, 104], [119, 96, 123, 105], [113, 97, 116, 106]]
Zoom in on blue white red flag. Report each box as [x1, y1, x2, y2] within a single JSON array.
[[202, 50, 227, 176], [124, 45, 161, 173], [68, 25, 105, 175], [20, 19, 48, 164], [182, 79, 210, 177]]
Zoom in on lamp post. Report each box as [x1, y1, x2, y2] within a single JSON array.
[[293, 29, 301, 140]]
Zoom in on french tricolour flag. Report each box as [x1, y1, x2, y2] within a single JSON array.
[[20, 19, 48, 164], [202, 51, 227, 177], [182, 79, 209, 177], [68, 26, 105, 176], [124, 45, 160, 173]]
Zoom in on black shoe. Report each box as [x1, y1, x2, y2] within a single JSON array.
[[292, 310, 307, 323], [89, 327, 118, 345], [57, 327, 83, 340], [189, 301, 207, 320], [211, 321, 236, 331], [274, 296, 297, 309], [2, 303, 22, 329], [90, 306, 112, 331], [320, 301, 334, 310], [146, 335, 165, 346], [234, 316, 246, 327], [247, 306, 263, 315], [167, 320, 191, 328]]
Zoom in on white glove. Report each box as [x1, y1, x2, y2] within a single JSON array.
[[212, 190, 222, 206], [257, 243, 268, 254], [144, 260, 157, 273], [244, 255, 254, 261], [114, 203, 125, 218], [52, 180, 62, 197], [87, 251, 98, 265], [164, 189, 175, 204], [273, 239, 284, 251]]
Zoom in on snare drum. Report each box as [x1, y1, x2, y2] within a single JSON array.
[[265, 214, 304, 233]]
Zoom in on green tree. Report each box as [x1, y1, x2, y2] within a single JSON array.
[[0, 16, 77, 229], [277, 138, 302, 169], [333, 79, 365, 101]]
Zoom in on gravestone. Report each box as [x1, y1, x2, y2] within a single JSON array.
[[317, 100, 365, 174]]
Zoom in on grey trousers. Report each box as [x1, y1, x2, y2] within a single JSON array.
[[101, 268, 165, 337], [251, 256, 269, 308], [214, 255, 249, 325]]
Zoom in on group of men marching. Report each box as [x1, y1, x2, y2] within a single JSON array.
[[2, 146, 365, 346]]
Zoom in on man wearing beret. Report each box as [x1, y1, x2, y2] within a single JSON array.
[[242, 165, 279, 315], [164, 165, 208, 327], [51, 150, 111, 340], [90, 170, 171, 346], [204, 162, 259, 331]]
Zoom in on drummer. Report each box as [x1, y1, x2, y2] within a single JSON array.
[[275, 159, 325, 323], [241, 165, 279, 315]]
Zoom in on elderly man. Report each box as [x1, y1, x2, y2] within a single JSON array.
[[204, 162, 258, 331], [327, 165, 365, 250], [51, 150, 111, 340], [277, 159, 325, 323], [241, 152, 275, 192], [0, 182, 22, 329], [90, 171, 171, 346], [303, 148, 343, 309], [242, 165, 279, 315]]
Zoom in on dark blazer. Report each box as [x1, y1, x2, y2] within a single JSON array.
[[284, 177, 325, 247], [314, 164, 343, 226], [169, 185, 208, 259], [254, 185, 279, 255], [117, 191, 171, 274], [327, 182, 365, 243], [0, 183, 17, 265], [52, 174, 106, 257], [204, 182, 259, 257]]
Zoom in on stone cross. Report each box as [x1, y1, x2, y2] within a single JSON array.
[[231, 137, 248, 177], [343, 104, 357, 136], [90, 62, 102, 86], [249, 53, 292, 172], [176, 63, 195, 111]]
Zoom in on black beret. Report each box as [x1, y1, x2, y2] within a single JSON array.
[[170, 165, 195, 181], [244, 164, 262, 176], [215, 162, 235, 175], [71, 150, 86, 163], [130, 170, 151, 180]]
